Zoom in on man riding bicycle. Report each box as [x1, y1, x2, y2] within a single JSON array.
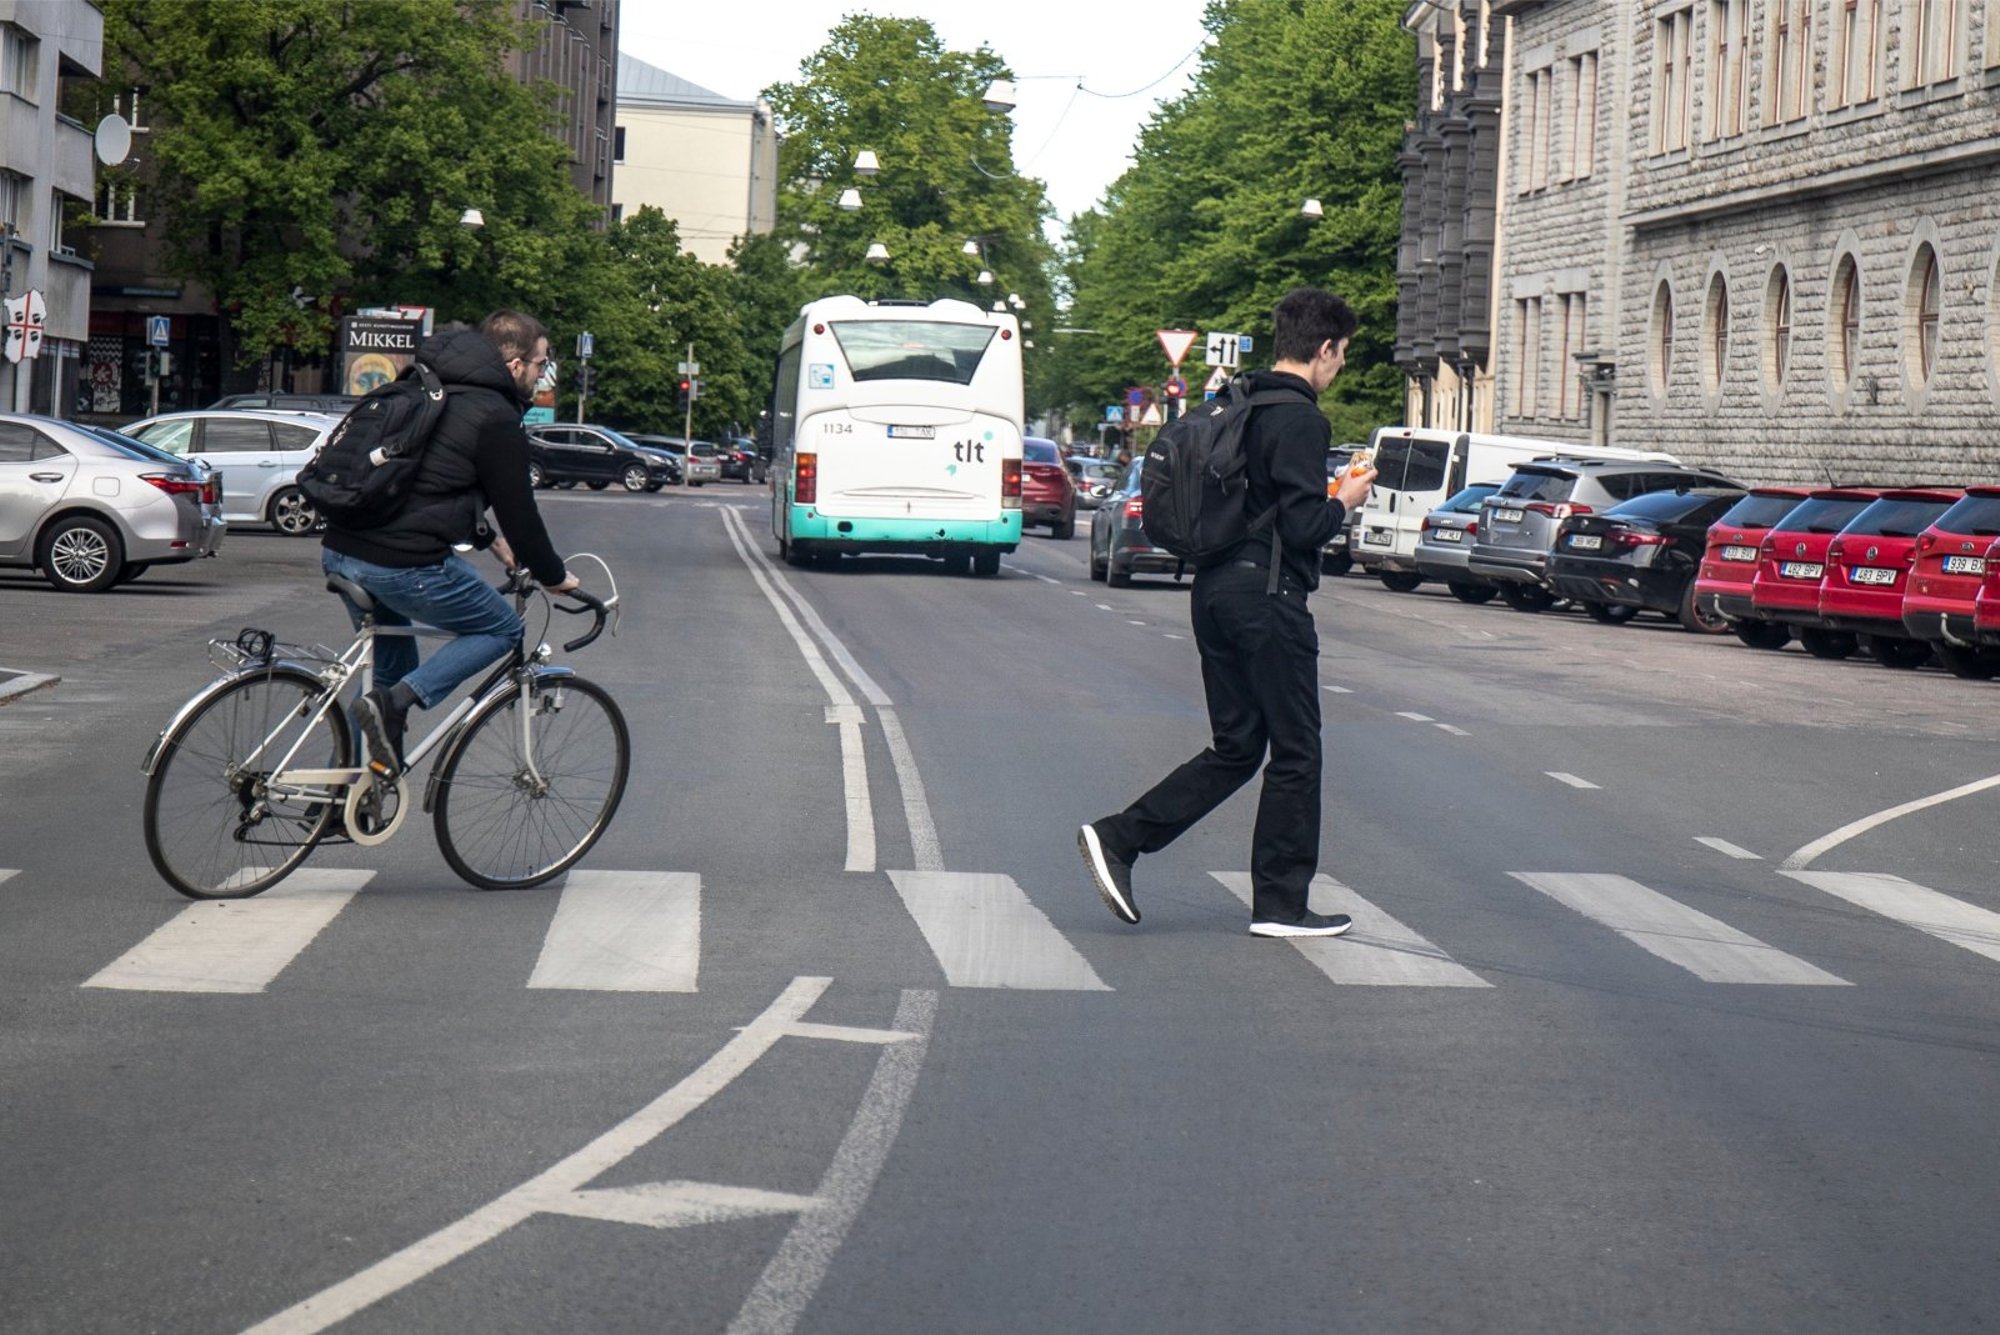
[[321, 309, 578, 778]]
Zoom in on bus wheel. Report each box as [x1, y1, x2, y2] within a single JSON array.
[[971, 550, 1001, 577], [942, 552, 970, 576]]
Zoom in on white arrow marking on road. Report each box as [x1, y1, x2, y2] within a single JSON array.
[[83, 869, 371, 994], [1781, 770, 2000, 869], [1779, 870, 2000, 964], [527, 871, 701, 992], [1211, 872, 1489, 987], [886, 871, 1109, 990], [1509, 873, 1849, 985]]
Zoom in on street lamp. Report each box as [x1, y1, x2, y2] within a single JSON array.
[[459, 207, 485, 228], [1300, 197, 1325, 221], [853, 149, 880, 176], [865, 241, 891, 264], [981, 80, 1017, 112], [837, 188, 864, 212]]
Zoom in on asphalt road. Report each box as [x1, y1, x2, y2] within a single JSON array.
[[3, 485, 1998, 1334]]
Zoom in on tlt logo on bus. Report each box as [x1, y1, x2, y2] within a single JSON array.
[[951, 439, 987, 463]]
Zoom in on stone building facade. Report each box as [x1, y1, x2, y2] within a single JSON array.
[[1399, 0, 2000, 485]]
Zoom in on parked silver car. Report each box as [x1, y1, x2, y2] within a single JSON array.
[[121, 409, 344, 536], [0, 414, 225, 592], [1411, 482, 1502, 602]]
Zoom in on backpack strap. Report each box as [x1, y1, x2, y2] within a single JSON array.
[[1239, 389, 1302, 596]]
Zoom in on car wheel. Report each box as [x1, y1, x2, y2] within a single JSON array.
[[1936, 644, 2000, 679], [1674, 580, 1728, 634], [1860, 633, 1933, 670], [1106, 558, 1132, 588], [1798, 628, 1859, 660], [1732, 620, 1792, 650], [527, 461, 546, 488], [1447, 581, 1497, 604], [1321, 553, 1353, 577], [116, 561, 151, 584], [586, 481, 610, 491], [785, 541, 811, 568], [1378, 570, 1424, 593], [268, 485, 321, 536], [1051, 513, 1075, 540], [37, 514, 125, 593], [1090, 546, 1108, 581], [1584, 601, 1640, 624], [555, 480, 578, 490], [971, 550, 1001, 577], [1498, 583, 1555, 613], [622, 465, 650, 492]]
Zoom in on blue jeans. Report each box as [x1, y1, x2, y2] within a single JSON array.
[[321, 550, 522, 709]]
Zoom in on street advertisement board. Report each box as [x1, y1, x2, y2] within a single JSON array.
[[339, 316, 423, 394]]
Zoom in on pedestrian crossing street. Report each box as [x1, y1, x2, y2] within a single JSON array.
[[10, 864, 1997, 997]]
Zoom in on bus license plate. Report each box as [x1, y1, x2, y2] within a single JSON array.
[[1567, 534, 1602, 551], [1780, 561, 1823, 579], [886, 425, 937, 439], [1432, 529, 1463, 543], [1363, 529, 1392, 546], [1943, 554, 1986, 575], [1722, 545, 1759, 562], [1494, 508, 1524, 523], [1850, 566, 1897, 586]]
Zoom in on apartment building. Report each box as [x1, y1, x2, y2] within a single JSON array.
[[612, 54, 778, 266]]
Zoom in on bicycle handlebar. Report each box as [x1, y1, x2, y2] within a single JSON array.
[[495, 569, 616, 654]]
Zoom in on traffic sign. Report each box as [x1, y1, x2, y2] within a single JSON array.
[[1203, 366, 1229, 400], [1156, 329, 1198, 367], [1104, 404, 1123, 422], [1204, 331, 1244, 369], [147, 315, 170, 347], [577, 331, 594, 360], [1137, 402, 1164, 427]]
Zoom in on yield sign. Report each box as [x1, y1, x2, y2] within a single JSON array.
[[1137, 401, 1165, 427], [1156, 329, 1198, 367]]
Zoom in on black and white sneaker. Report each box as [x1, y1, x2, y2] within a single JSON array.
[[1249, 910, 1353, 939], [353, 689, 407, 780], [1076, 822, 1139, 924]]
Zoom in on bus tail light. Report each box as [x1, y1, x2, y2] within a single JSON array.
[[796, 452, 817, 505], [1001, 458, 1022, 509]]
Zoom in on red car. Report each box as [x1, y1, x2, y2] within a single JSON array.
[[1901, 486, 2000, 679], [1020, 436, 1077, 539], [1816, 487, 1962, 669], [1748, 487, 1882, 658], [1694, 486, 1811, 649], [1970, 535, 2000, 653]]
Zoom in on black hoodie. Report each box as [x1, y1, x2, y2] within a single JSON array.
[[321, 329, 566, 586], [1235, 368, 1342, 592]]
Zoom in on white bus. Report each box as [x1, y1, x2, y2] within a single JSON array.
[[769, 295, 1024, 575]]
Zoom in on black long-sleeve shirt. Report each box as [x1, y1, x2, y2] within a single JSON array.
[[472, 417, 566, 587], [1238, 369, 1344, 592]]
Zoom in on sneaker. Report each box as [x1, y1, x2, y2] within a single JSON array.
[[1249, 910, 1354, 939], [1076, 822, 1139, 924], [353, 689, 407, 780]]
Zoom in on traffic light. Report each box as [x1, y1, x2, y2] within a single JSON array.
[[678, 377, 691, 405], [575, 365, 594, 395], [689, 377, 702, 402]]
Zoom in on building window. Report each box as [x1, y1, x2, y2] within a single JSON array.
[[1702, 273, 1730, 394], [1566, 52, 1598, 178], [613, 125, 625, 162], [1905, 0, 1959, 86], [1655, 9, 1694, 153], [1525, 66, 1552, 190], [94, 176, 143, 225], [1834, 0, 1881, 104], [112, 87, 149, 130], [1558, 292, 1587, 418], [1832, 255, 1862, 391], [1766, 265, 1793, 391], [1769, 0, 1813, 123], [0, 171, 26, 236], [1909, 244, 1942, 384], [1515, 296, 1542, 417], [1650, 280, 1676, 396], [1707, 0, 1747, 137], [0, 24, 37, 99]]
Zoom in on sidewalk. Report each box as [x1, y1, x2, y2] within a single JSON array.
[[0, 666, 59, 705]]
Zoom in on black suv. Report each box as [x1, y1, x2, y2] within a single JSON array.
[[525, 424, 679, 491]]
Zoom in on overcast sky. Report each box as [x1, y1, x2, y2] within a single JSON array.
[[617, 1, 1213, 225]]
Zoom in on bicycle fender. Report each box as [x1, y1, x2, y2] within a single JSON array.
[[141, 663, 330, 777], [420, 665, 579, 814]]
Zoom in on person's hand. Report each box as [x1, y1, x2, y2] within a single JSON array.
[[549, 570, 581, 596], [1334, 466, 1377, 511], [491, 535, 518, 569]]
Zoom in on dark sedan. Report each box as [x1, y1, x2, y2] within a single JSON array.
[[1088, 458, 1186, 587], [1549, 486, 1747, 632], [526, 424, 679, 491]]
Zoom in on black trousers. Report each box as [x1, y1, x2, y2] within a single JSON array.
[[1098, 561, 1322, 923]]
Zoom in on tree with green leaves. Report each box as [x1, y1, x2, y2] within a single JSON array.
[[100, 0, 604, 367]]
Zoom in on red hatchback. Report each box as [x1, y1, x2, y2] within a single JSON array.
[[1902, 486, 2000, 678], [1748, 487, 1882, 658], [1816, 487, 1962, 668], [1021, 436, 1077, 539], [1694, 486, 1811, 649]]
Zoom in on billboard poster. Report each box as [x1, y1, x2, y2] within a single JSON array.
[[339, 316, 424, 394], [522, 357, 558, 425]]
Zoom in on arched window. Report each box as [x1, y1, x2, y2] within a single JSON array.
[[1651, 280, 1675, 396], [1703, 272, 1730, 394], [1832, 255, 1862, 390], [1766, 265, 1792, 390], [1910, 244, 1941, 384]]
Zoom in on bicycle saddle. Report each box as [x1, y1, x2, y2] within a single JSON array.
[[325, 574, 376, 612]]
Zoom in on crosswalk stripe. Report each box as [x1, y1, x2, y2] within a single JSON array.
[[1211, 872, 1490, 986], [1778, 870, 2000, 964], [528, 871, 700, 992], [1510, 872, 1849, 985], [1696, 837, 1762, 860], [886, 871, 1109, 990], [0, 869, 15, 888], [83, 869, 372, 994]]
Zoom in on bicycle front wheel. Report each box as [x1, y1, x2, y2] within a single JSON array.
[[143, 669, 351, 899], [433, 674, 629, 890]]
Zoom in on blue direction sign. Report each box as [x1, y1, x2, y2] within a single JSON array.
[[147, 315, 170, 347]]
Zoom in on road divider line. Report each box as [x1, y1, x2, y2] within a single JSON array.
[[1781, 771, 2000, 869], [1546, 772, 1600, 789], [886, 871, 1109, 990], [1778, 870, 2000, 964], [1211, 872, 1490, 986], [1322, 685, 1353, 694], [1696, 837, 1762, 860], [1435, 723, 1470, 736], [0, 869, 15, 888], [83, 869, 372, 994], [1509, 872, 1849, 985], [1395, 711, 1434, 722], [527, 871, 701, 992]]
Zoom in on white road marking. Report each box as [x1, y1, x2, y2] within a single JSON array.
[[1781, 771, 2000, 869], [527, 871, 701, 992], [1127, 619, 1147, 625], [1211, 873, 1489, 987], [244, 978, 932, 1335], [83, 870, 372, 994], [0, 869, 14, 887], [1095, 603, 1114, 611], [1163, 633, 1186, 640], [1546, 771, 1600, 789], [886, 871, 1109, 990], [1395, 711, 1434, 722], [1322, 685, 1353, 694], [1509, 872, 1849, 985], [548, 1181, 820, 1229], [1779, 870, 2000, 964], [1696, 837, 1762, 860], [1071, 590, 1088, 596], [1435, 723, 1471, 736]]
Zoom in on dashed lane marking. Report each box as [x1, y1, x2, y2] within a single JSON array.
[[1435, 723, 1470, 736], [1395, 711, 1434, 722], [1546, 771, 1600, 790], [1696, 837, 1762, 860]]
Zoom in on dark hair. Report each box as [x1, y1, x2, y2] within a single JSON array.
[[1271, 287, 1358, 363], [479, 309, 548, 364]]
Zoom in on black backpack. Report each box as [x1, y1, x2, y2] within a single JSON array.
[[295, 362, 452, 529], [1139, 377, 1294, 588]]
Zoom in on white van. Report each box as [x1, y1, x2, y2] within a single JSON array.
[[1348, 427, 1680, 589]]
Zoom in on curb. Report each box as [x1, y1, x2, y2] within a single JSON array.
[[0, 669, 60, 706]]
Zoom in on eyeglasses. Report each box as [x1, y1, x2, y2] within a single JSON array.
[[513, 355, 550, 371]]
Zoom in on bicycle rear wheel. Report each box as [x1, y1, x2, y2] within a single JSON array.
[[143, 669, 351, 899], [433, 674, 629, 890]]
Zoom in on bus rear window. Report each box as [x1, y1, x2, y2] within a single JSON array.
[[830, 321, 998, 385]]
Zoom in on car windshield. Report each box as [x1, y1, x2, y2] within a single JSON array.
[[1716, 493, 1807, 529], [1934, 494, 2000, 537], [690, 442, 720, 457], [1440, 484, 1499, 513], [1495, 470, 1575, 501], [1080, 462, 1123, 484], [1779, 497, 1876, 534], [1123, 459, 1144, 491], [1606, 489, 1741, 523], [1842, 497, 1956, 538], [1023, 439, 1060, 464]]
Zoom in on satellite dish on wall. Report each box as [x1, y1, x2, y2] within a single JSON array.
[[94, 114, 132, 166]]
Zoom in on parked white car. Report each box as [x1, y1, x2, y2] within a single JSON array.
[[121, 409, 345, 536]]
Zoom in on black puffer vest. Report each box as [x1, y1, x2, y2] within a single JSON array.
[[321, 329, 527, 566]]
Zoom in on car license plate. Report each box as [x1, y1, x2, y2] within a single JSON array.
[[1433, 529, 1463, 543], [1363, 529, 1392, 546], [1494, 508, 1524, 523], [886, 425, 937, 439], [1850, 566, 1897, 586], [1567, 534, 1602, 551], [1722, 544, 1759, 562], [1779, 561, 1823, 579], [1943, 554, 1986, 575]]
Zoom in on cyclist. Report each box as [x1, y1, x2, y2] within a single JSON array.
[[321, 309, 578, 778]]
